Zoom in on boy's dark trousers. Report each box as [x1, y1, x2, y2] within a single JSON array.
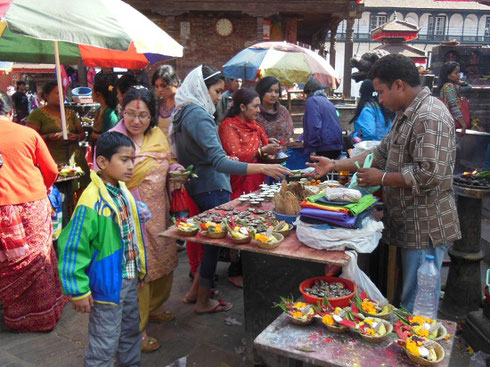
[[85, 278, 141, 367]]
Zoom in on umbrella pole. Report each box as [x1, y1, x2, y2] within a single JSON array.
[[53, 41, 68, 140]]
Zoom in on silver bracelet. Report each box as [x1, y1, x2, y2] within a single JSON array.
[[381, 171, 388, 186]]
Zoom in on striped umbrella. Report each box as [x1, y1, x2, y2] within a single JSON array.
[[223, 41, 340, 89], [0, 0, 183, 137]]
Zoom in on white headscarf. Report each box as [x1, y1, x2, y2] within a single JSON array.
[[175, 65, 216, 116]]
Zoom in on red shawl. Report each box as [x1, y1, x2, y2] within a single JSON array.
[[219, 115, 269, 199]]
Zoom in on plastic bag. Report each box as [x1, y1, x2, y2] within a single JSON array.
[[295, 215, 383, 253], [469, 351, 490, 367], [349, 152, 380, 194], [325, 187, 362, 203], [341, 250, 388, 305], [350, 141, 381, 157]]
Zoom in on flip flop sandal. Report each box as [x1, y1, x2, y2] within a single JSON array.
[[183, 289, 219, 304], [194, 299, 233, 315], [141, 336, 160, 353], [149, 311, 176, 323]]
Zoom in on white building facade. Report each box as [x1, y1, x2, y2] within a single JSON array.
[[333, 0, 490, 96]]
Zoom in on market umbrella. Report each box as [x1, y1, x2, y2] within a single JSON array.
[[0, 0, 184, 138], [223, 41, 340, 88]]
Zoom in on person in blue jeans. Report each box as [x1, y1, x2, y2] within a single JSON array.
[[171, 64, 290, 314], [306, 55, 461, 312]]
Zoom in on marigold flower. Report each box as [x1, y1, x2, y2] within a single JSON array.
[[322, 314, 334, 326]]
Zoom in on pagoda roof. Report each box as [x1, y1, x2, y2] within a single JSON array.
[[371, 15, 419, 41], [374, 43, 427, 59]]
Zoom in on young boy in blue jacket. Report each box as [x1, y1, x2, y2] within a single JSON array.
[[58, 132, 147, 367]]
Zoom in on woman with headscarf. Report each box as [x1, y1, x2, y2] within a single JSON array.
[[0, 92, 68, 332], [302, 79, 343, 159], [350, 79, 392, 141], [171, 65, 290, 314], [255, 76, 294, 143], [439, 61, 472, 135]]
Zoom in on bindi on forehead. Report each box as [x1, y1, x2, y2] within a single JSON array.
[[136, 99, 141, 109]]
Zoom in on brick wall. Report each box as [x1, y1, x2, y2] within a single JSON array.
[[150, 13, 259, 79]]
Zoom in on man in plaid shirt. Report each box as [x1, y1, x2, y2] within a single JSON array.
[[307, 54, 460, 312]]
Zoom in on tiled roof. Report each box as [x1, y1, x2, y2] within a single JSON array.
[[375, 43, 427, 57], [372, 19, 420, 33], [364, 0, 490, 11]]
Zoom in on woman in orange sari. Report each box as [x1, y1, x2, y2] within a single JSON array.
[[219, 88, 281, 199]]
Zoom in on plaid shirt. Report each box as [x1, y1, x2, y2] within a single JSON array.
[[373, 87, 461, 249], [105, 183, 140, 279]]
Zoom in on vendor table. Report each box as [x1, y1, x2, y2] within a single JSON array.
[[254, 313, 457, 367], [161, 198, 350, 362]]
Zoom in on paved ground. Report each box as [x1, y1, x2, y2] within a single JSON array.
[[1, 245, 487, 367]]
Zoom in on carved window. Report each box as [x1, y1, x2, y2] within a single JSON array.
[[428, 15, 446, 36], [370, 13, 387, 30], [485, 16, 490, 37]]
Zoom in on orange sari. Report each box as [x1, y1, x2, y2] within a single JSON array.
[[219, 115, 269, 199]]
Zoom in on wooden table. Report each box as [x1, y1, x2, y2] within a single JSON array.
[[254, 313, 457, 367], [162, 199, 349, 266], [161, 198, 350, 363]]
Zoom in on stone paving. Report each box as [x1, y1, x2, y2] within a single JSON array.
[[0, 248, 484, 367]]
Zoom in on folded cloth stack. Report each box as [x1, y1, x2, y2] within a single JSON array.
[[299, 188, 377, 228]]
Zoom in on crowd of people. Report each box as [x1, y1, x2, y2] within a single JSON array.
[[0, 55, 474, 366]]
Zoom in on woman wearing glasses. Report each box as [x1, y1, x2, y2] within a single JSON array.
[[103, 86, 184, 353]]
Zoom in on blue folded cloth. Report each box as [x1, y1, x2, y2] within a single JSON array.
[[299, 209, 372, 228]]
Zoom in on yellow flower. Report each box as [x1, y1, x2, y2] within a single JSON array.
[[363, 318, 374, 326], [406, 339, 421, 356], [366, 328, 376, 336], [215, 224, 222, 232], [334, 307, 342, 315], [361, 300, 377, 314], [205, 222, 212, 228], [413, 326, 429, 337], [292, 311, 302, 318], [294, 302, 308, 309], [255, 234, 271, 243], [445, 333, 451, 340], [322, 314, 334, 326], [411, 315, 432, 326]]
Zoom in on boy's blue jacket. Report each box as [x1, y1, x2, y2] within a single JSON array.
[[58, 171, 147, 305]]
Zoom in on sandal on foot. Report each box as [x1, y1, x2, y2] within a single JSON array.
[[141, 336, 160, 353], [183, 289, 218, 303], [149, 311, 176, 323], [194, 299, 233, 315]]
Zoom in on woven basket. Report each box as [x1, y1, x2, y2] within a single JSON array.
[[360, 304, 395, 320], [206, 231, 227, 239], [404, 341, 445, 366], [177, 228, 198, 237], [358, 319, 393, 343], [231, 235, 251, 244], [325, 324, 348, 334], [255, 233, 284, 250], [287, 313, 315, 325]]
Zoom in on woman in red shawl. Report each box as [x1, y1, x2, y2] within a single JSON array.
[[219, 88, 281, 199]]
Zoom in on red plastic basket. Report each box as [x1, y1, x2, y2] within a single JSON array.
[[299, 276, 357, 307]]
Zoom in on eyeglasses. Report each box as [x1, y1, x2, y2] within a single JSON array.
[[124, 111, 151, 121]]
